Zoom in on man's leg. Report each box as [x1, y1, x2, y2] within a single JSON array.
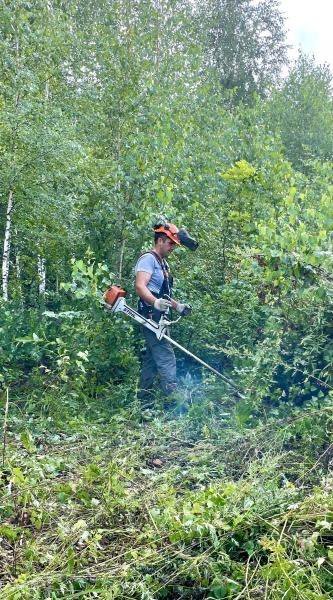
[[138, 329, 158, 405], [143, 329, 177, 396]]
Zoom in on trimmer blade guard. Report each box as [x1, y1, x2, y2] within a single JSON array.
[[103, 285, 127, 307]]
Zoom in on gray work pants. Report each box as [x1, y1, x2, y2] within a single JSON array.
[[138, 326, 177, 400]]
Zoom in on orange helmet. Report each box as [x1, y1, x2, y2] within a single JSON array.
[[153, 222, 181, 245]]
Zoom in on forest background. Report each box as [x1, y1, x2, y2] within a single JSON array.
[[0, 0, 332, 598]]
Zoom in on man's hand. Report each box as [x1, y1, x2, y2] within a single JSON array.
[[154, 298, 172, 312], [175, 302, 192, 316]]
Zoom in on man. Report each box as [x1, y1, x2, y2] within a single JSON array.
[[135, 223, 191, 405]]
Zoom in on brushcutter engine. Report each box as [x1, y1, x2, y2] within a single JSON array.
[[103, 285, 171, 340], [104, 285, 127, 307]]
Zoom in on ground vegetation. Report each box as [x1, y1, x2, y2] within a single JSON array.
[[0, 0, 332, 598]]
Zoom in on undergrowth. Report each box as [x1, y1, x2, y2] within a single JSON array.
[[0, 385, 332, 599]]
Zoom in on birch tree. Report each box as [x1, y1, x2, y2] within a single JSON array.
[[2, 191, 14, 301], [0, 0, 85, 301], [201, 0, 288, 102]]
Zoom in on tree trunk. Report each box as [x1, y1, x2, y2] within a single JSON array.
[[37, 255, 46, 295], [2, 191, 14, 301], [14, 233, 23, 303], [118, 238, 126, 281]]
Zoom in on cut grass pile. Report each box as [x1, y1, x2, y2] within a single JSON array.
[[0, 390, 332, 599]]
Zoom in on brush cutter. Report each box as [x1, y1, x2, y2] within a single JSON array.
[[103, 285, 245, 399]]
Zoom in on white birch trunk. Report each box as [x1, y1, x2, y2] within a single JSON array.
[[2, 191, 14, 301], [118, 238, 126, 281], [37, 256, 46, 295], [15, 252, 21, 280], [14, 228, 21, 281], [14, 240, 23, 303]]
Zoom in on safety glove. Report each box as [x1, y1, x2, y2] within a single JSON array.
[[175, 302, 192, 316], [154, 298, 172, 312]]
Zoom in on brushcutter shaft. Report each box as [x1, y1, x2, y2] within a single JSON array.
[[163, 334, 245, 399]]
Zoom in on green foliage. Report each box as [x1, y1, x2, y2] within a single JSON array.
[[267, 52, 333, 169], [1, 0, 331, 413], [202, 0, 288, 102], [0, 2, 332, 596], [0, 395, 332, 598]]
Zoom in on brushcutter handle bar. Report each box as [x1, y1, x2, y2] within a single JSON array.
[[161, 315, 182, 326]]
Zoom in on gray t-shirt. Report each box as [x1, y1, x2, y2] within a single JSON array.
[[135, 252, 167, 294]]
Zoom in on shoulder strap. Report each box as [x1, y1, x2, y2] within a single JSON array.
[[139, 250, 171, 295], [140, 250, 169, 272]]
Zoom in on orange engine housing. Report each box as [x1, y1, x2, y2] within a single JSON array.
[[103, 285, 127, 307]]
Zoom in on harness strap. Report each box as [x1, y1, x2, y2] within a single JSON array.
[[139, 250, 171, 297], [137, 250, 172, 320]]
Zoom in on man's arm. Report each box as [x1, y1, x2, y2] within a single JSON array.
[[136, 271, 190, 314], [135, 271, 157, 306], [136, 271, 179, 306]]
